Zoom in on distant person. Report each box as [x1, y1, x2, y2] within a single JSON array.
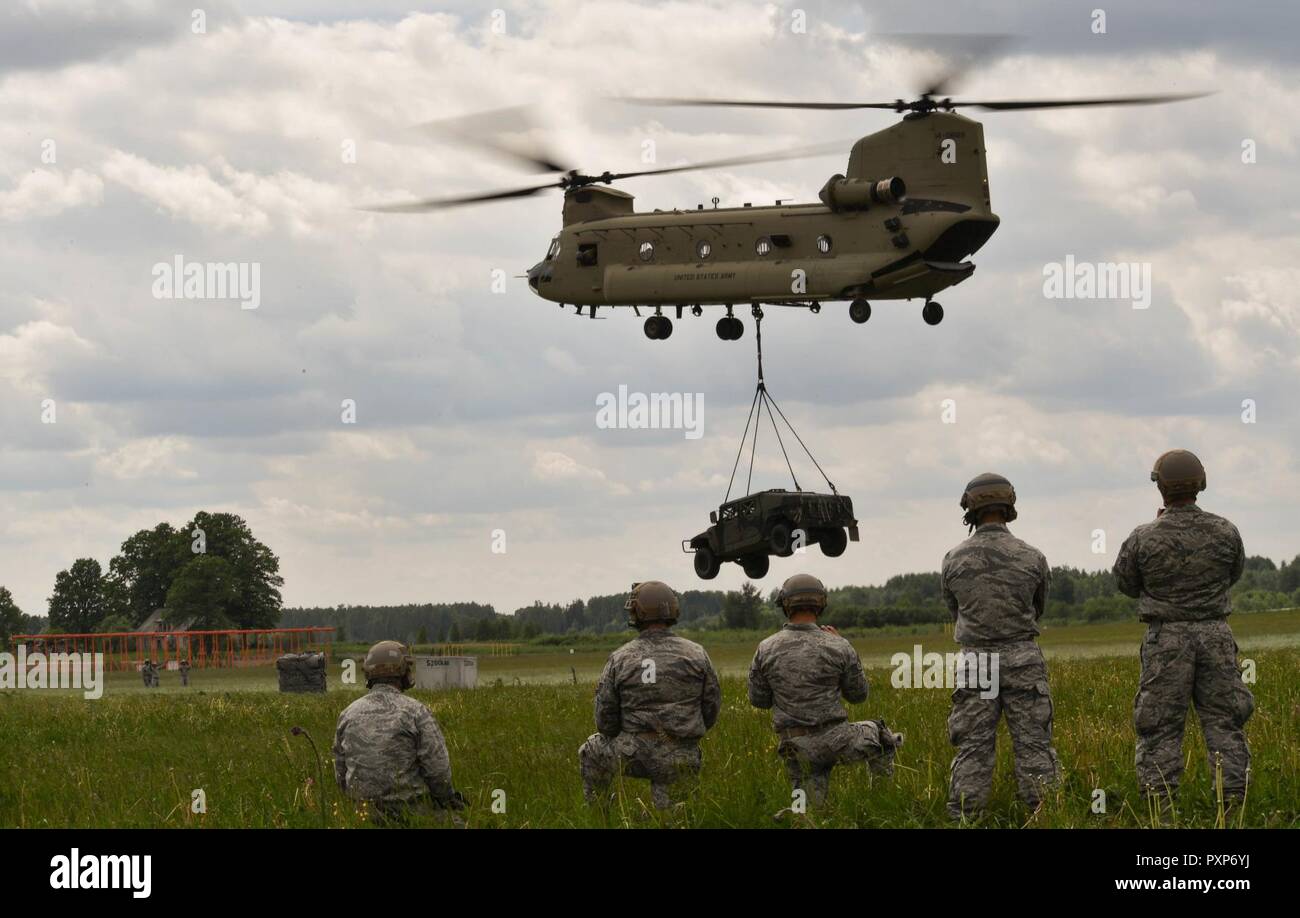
[[1113, 450, 1252, 815], [333, 641, 466, 825], [579, 581, 721, 810], [941, 473, 1059, 821], [179, 659, 191, 687], [748, 573, 902, 811], [141, 660, 154, 688]]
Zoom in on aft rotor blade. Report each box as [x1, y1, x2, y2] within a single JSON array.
[[606, 140, 853, 182], [359, 182, 559, 213], [618, 96, 901, 110], [955, 91, 1212, 111]]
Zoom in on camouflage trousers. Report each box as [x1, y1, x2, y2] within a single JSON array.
[[777, 719, 901, 807], [579, 732, 702, 809], [365, 795, 463, 828], [1134, 619, 1253, 799], [948, 641, 1060, 819]]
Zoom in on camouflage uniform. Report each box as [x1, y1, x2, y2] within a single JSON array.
[[179, 661, 190, 687], [1114, 504, 1252, 799], [748, 623, 900, 806], [579, 628, 721, 808], [333, 682, 460, 820], [140, 663, 152, 688], [942, 522, 1060, 818]]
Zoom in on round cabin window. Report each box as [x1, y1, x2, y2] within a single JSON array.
[[755, 236, 773, 256], [816, 234, 832, 254], [696, 240, 711, 260], [639, 241, 655, 262]]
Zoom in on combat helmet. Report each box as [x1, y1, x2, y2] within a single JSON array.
[[961, 472, 1018, 528], [624, 581, 679, 627], [777, 573, 827, 617], [1151, 449, 1206, 500], [363, 640, 414, 689]]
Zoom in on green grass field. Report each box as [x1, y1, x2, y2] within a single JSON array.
[[3, 612, 1298, 828]]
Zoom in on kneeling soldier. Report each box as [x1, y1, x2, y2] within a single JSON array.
[[333, 640, 466, 824], [579, 581, 722, 809], [748, 573, 902, 808]]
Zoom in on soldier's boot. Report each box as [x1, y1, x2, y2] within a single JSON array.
[[1143, 788, 1178, 825]]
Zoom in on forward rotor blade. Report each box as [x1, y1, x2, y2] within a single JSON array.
[[412, 105, 572, 174], [359, 182, 559, 213], [955, 91, 1212, 111], [617, 96, 900, 111]]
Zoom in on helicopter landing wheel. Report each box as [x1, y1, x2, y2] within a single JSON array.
[[849, 298, 872, 324], [644, 315, 673, 339], [922, 301, 944, 326], [715, 316, 744, 340]]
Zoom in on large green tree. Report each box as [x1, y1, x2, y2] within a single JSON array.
[[107, 523, 187, 626], [48, 559, 109, 633], [165, 555, 240, 629], [182, 512, 283, 628]]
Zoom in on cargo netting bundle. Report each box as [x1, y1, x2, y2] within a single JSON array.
[[277, 652, 327, 694]]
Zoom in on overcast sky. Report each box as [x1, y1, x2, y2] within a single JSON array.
[[2, 0, 1297, 618]]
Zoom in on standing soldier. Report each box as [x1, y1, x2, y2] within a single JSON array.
[[579, 581, 722, 810], [179, 659, 191, 687], [748, 574, 902, 810], [333, 640, 466, 824], [1114, 450, 1252, 812], [140, 660, 152, 688], [942, 473, 1059, 820]]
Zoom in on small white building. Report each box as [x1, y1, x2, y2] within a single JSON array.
[[413, 655, 478, 690]]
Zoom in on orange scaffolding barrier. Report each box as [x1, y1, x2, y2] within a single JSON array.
[[9, 627, 335, 672]]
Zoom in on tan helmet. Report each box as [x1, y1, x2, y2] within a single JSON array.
[[777, 573, 827, 617], [961, 472, 1018, 527], [624, 581, 679, 627], [1151, 449, 1206, 499], [363, 640, 414, 689]]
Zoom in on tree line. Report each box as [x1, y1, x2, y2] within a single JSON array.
[[4, 527, 1297, 650]]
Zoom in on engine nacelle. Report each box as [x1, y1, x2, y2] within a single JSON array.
[[818, 174, 907, 211]]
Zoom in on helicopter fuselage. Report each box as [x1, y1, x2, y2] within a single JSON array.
[[527, 112, 999, 317]]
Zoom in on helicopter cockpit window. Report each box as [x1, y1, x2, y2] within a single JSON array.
[[816, 234, 833, 254], [577, 243, 598, 267], [755, 236, 773, 257], [638, 241, 655, 262], [696, 240, 711, 260], [546, 237, 561, 260]]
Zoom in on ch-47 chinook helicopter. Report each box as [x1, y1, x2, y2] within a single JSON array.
[[367, 81, 1205, 341]]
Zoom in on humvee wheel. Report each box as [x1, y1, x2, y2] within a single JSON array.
[[741, 554, 770, 579], [922, 301, 944, 326], [849, 298, 872, 324], [693, 546, 721, 579], [768, 522, 793, 557], [819, 527, 848, 558]]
